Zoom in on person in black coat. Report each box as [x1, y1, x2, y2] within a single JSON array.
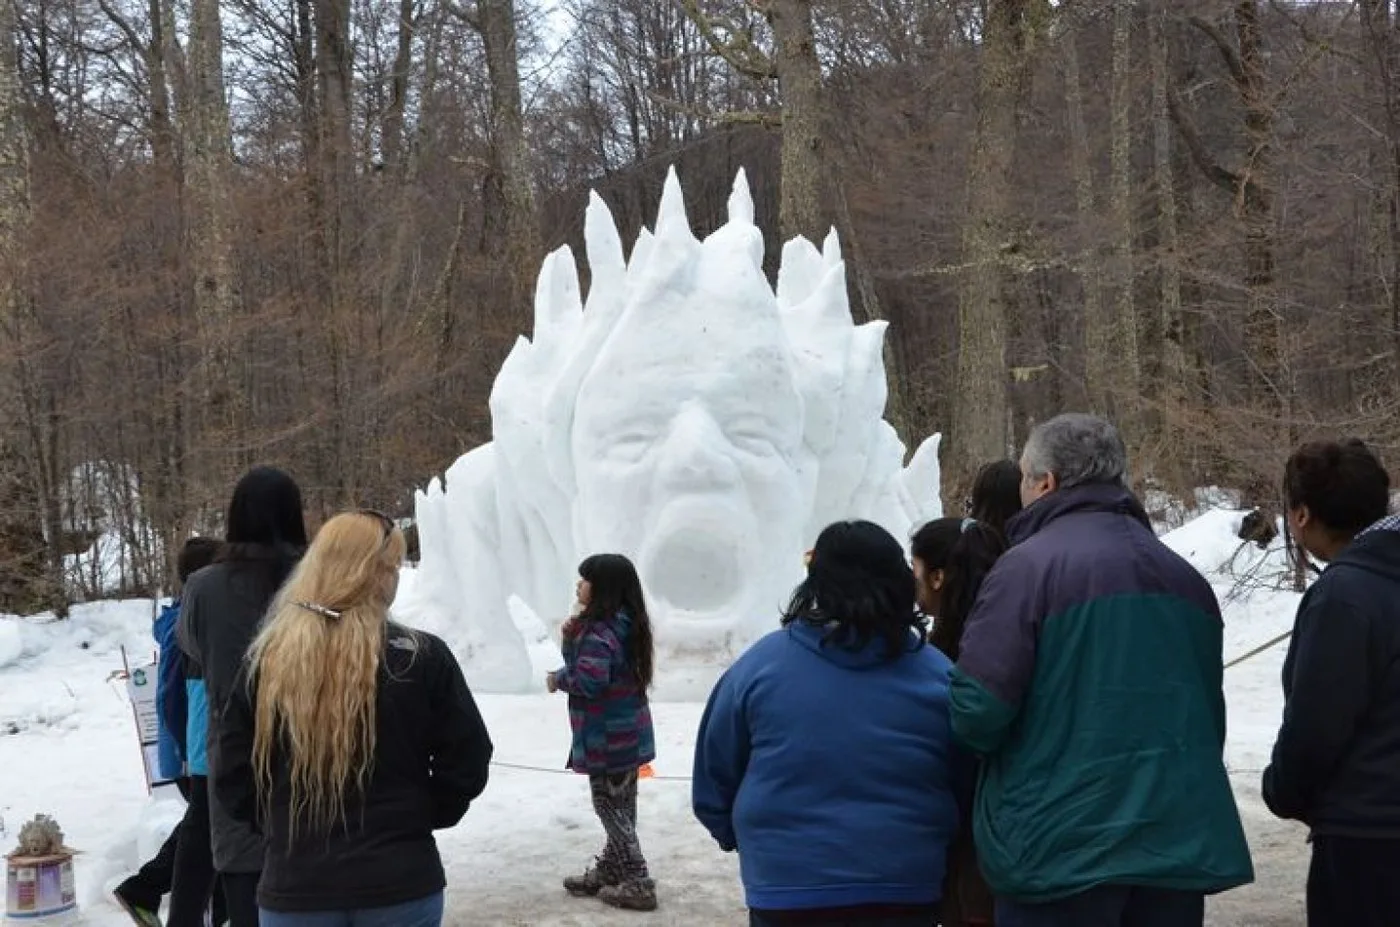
[[171, 466, 308, 927], [214, 510, 493, 927], [1264, 439, 1400, 927]]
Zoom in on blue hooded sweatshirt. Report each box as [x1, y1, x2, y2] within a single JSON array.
[[154, 600, 186, 780], [692, 620, 963, 911]]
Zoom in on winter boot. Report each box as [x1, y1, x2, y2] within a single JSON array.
[[598, 877, 658, 912], [563, 858, 622, 897], [112, 882, 163, 927]]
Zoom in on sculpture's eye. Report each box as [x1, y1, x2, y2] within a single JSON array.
[[728, 424, 777, 456], [605, 430, 655, 463]]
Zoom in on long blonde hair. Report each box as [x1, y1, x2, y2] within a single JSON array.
[[247, 511, 407, 841]]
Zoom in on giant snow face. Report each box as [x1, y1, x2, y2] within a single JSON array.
[[405, 169, 943, 699]]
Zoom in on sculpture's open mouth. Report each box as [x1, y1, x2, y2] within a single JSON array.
[[641, 528, 745, 621]]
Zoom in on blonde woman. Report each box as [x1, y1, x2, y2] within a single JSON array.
[[214, 510, 493, 927]]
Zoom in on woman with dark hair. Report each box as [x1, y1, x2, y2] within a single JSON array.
[[693, 520, 963, 926], [967, 460, 1023, 539], [547, 553, 658, 912], [911, 518, 1007, 927], [171, 466, 308, 927], [1264, 439, 1400, 927], [912, 518, 1008, 662]]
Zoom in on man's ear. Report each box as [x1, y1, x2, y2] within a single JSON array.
[[931, 569, 946, 592], [1293, 505, 1312, 532]]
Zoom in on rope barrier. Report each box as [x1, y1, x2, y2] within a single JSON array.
[[485, 631, 1293, 780], [1224, 630, 1293, 670], [489, 760, 692, 782]]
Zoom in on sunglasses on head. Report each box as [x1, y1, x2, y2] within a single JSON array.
[[358, 508, 395, 543]]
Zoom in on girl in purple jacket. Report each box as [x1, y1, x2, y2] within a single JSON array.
[[547, 554, 658, 912]]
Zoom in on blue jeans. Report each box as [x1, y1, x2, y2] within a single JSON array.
[[995, 886, 1204, 927], [258, 892, 444, 927]]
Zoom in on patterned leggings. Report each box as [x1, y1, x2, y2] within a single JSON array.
[[589, 770, 649, 880]]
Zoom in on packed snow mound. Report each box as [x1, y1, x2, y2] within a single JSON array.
[[1161, 507, 1296, 601], [1162, 506, 1301, 774], [0, 619, 20, 670], [404, 168, 943, 698]]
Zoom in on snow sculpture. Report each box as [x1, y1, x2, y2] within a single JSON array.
[[406, 169, 942, 698]]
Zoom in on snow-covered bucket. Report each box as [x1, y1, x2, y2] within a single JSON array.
[[4, 852, 76, 921]]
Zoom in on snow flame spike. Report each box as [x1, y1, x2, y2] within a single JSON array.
[[654, 167, 693, 244], [531, 246, 582, 343], [822, 228, 843, 268], [584, 192, 625, 313], [728, 169, 755, 227]]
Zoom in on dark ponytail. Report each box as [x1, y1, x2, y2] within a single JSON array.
[[911, 517, 1008, 661]]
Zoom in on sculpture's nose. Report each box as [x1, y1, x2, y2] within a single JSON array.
[[656, 402, 741, 493]]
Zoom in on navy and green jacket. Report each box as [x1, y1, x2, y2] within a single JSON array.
[[1263, 516, 1400, 835], [950, 482, 1253, 902]]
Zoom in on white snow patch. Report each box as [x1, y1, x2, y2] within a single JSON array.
[[1162, 509, 1300, 774], [0, 619, 21, 670]]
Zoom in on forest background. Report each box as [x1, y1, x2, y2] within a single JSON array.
[[0, 0, 1392, 612]]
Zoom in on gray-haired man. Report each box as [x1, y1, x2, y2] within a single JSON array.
[[950, 413, 1253, 927]]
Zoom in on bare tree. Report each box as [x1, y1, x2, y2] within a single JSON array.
[[0, 0, 63, 612], [952, 0, 1047, 479], [679, 0, 829, 243]]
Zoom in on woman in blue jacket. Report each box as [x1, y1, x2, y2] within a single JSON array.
[[693, 520, 964, 926], [1264, 439, 1400, 927]]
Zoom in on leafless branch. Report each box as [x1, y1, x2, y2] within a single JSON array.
[[676, 0, 778, 81]]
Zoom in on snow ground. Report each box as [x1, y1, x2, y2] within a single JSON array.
[[0, 508, 1308, 925]]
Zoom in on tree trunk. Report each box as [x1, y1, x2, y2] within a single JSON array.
[[314, 0, 355, 502], [1236, 3, 1277, 389], [768, 0, 827, 244], [1170, 3, 1285, 499], [478, 0, 539, 318], [1360, 0, 1400, 384], [1108, 0, 1140, 436], [952, 0, 1037, 478], [185, 0, 239, 434], [1148, 4, 1190, 476], [1235, 0, 1286, 495], [1062, 20, 1107, 413], [380, 0, 414, 174]]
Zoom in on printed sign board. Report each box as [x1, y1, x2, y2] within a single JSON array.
[[125, 659, 174, 791]]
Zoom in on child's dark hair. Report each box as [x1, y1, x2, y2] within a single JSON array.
[[578, 553, 655, 691], [781, 520, 923, 661], [969, 460, 1023, 537], [1283, 439, 1391, 534], [911, 517, 1008, 661], [178, 537, 221, 586]]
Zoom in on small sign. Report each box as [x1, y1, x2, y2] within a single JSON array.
[[123, 652, 174, 791]]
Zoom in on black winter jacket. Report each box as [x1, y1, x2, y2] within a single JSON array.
[[1263, 520, 1400, 836], [180, 558, 295, 872], [214, 624, 493, 912]]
